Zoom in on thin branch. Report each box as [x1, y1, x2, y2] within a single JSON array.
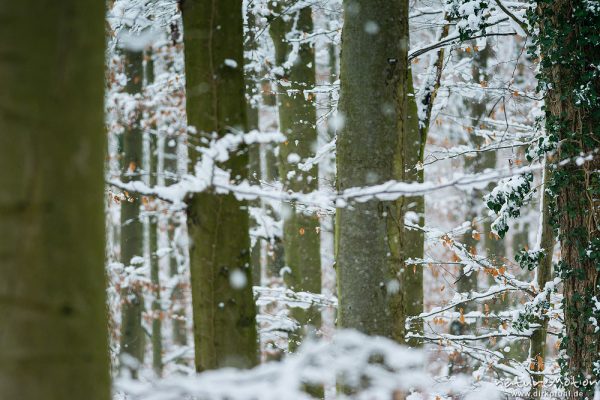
[[409, 21, 515, 61], [494, 0, 530, 35]]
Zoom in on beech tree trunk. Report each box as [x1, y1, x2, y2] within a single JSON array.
[[269, 1, 322, 349], [0, 1, 110, 398], [119, 48, 146, 377], [336, 0, 409, 341], [181, 0, 258, 371]]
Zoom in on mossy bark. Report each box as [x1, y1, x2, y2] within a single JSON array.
[[0, 1, 110, 398], [336, 0, 409, 341], [181, 0, 258, 371], [119, 49, 146, 376], [269, 1, 322, 349]]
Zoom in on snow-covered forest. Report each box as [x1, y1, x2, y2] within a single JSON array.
[[1, 0, 599, 399]]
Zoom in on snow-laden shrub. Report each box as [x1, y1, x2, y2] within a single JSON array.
[[485, 173, 534, 238], [115, 330, 499, 400]]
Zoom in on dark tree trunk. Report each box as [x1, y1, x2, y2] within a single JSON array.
[[537, 1, 600, 395], [0, 1, 110, 398], [181, 0, 258, 371]]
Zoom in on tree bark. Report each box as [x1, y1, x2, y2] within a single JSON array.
[[537, 0, 600, 395], [181, 0, 258, 371], [119, 48, 146, 377], [402, 70, 424, 346], [336, 0, 409, 341], [0, 1, 110, 398], [269, 1, 322, 349]]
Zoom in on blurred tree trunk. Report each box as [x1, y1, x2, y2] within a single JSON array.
[[269, 1, 322, 350], [165, 214, 187, 350], [0, 1, 110, 398], [181, 0, 258, 371], [167, 216, 187, 348], [244, 2, 263, 287], [528, 161, 554, 398], [159, 53, 187, 347], [450, 42, 494, 374], [402, 71, 424, 346], [260, 80, 285, 282], [119, 48, 146, 377], [145, 49, 163, 376], [336, 0, 408, 341], [405, 22, 449, 347]]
